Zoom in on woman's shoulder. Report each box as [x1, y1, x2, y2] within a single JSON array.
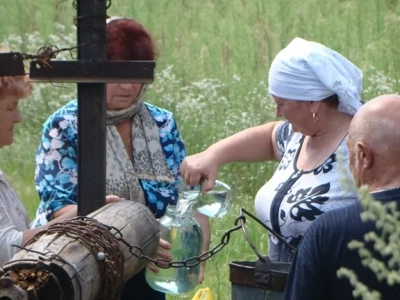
[[144, 102, 176, 127], [144, 102, 173, 117], [0, 170, 10, 185], [44, 100, 78, 127], [276, 121, 302, 153]]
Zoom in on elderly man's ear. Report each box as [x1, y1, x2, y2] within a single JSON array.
[[356, 142, 373, 169]]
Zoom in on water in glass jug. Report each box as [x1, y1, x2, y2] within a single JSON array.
[[145, 205, 203, 294]]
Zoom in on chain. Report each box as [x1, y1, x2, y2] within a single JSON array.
[[106, 207, 296, 268], [239, 208, 297, 257], [106, 214, 246, 269], [7, 206, 295, 297], [25, 217, 124, 300], [17, 0, 112, 68]]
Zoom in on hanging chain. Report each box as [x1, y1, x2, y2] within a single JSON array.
[[105, 207, 296, 268], [109, 214, 246, 269]]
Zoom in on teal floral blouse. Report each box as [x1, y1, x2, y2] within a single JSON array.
[[31, 100, 186, 228]]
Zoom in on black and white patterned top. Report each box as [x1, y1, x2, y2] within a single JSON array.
[[254, 121, 357, 262]]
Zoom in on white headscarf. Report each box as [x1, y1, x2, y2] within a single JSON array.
[[268, 37, 363, 115]]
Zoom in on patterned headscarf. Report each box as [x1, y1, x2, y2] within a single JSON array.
[[268, 37, 363, 116]]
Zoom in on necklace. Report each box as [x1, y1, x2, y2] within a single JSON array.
[[303, 115, 346, 171]]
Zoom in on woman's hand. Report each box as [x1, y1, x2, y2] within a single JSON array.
[[180, 151, 220, 193], [147, 238, 172, 273], [105, 195, 121, 204]]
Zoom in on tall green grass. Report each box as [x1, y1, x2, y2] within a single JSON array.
[[1, 0, 400, 298]]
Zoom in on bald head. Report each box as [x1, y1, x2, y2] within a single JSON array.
[[349, 94, 400, 153], [348, 94, 400, 189]]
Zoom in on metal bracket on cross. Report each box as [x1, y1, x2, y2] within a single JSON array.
[[0, 53, 25, 76]]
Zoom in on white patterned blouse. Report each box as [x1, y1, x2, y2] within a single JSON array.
[[254, 121, 357, 262], [0, 170, 30, 265]]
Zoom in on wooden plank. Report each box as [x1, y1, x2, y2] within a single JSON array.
[[76, 0, 107, 216], [28, 61, 155, 83]]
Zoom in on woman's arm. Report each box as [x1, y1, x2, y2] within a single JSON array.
[[180, 121, 284, 190], [208, 121, 283, 165], [33, 106, 79, 227], [22, 205, 77, 245], [169, 114, 211, 281], [0, 198, 76, 265], [24, 195, 120, 245]]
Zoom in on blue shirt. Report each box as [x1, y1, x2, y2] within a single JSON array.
[[31, 100, 186, 228], [283, 188, 400, 300]]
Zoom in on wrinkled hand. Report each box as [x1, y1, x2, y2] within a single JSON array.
[[105, 195, 121, 204], [179, 151, 220, 193], [147, 238, 172, 273]]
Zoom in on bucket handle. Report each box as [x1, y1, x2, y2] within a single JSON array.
[[239, 208, 296, 261]]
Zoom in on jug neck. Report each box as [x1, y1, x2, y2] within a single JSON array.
[[165, 205, 195, 218]]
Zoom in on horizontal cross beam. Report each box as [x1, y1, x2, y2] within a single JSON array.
[[0, 54, 155, 83], [29, 60, 155, 83]]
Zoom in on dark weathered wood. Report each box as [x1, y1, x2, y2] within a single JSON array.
[[0, 53, 25, 76], [28, 61, 155, 83], [0, 201, 159, 300], [76, 0, 107, 216]]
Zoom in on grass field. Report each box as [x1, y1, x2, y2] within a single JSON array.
[[1, 0, 400, 298]]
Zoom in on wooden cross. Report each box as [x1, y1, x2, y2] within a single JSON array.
[[0, 0, 155, 216]]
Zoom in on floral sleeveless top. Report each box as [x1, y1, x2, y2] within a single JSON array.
[[254, 121, 357, 262]]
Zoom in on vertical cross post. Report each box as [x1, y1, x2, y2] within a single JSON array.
[[76, 0, 107, 216]]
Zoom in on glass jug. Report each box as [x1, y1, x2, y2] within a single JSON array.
[[145, 205, 203, 294], [176, 180, 233, 218]]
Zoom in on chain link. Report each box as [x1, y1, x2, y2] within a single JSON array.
[[108, 207, 296, 268], [108, 214, 246, 269], [25, 217, 124, 300]]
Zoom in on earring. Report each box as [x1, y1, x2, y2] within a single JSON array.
[[312, 113, 318, 123]]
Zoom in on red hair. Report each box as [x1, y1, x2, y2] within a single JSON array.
[[0, 75, 32, 99], [106, 19, 156, 61]]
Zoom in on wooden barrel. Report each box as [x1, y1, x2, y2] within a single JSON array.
[[0, 200, 159, 300], [229, 257, 291, 300]]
